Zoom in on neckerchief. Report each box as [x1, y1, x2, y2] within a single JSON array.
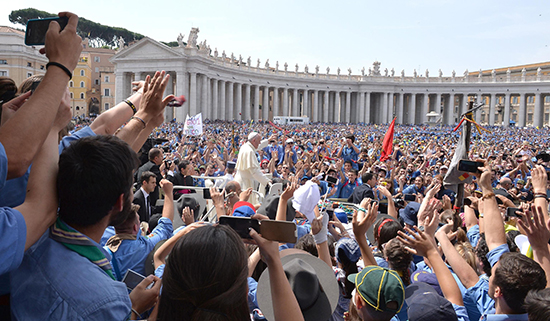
[[50, 218, 115, 280], [105, 233, 137, 252]]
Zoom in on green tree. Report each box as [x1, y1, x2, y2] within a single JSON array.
[[9, 8, 145, 48]]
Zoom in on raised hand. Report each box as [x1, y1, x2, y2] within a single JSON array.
[[397, 226, 437, 258]]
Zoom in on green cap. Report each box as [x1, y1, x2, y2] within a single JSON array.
[[347, 266, 405, 313]]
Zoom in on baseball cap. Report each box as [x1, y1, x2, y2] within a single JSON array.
[[347, 266, 405, 313], [405, 282, 458, 321], [232, 201, 256, 217], [335, 238, 361, 263]]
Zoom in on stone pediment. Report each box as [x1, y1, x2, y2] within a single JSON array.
[[111, 37, 183, 61]]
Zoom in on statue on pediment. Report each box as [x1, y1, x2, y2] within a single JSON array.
[[391, 68, 395, 77], [304, 65, 309, 73], [177, 33, 184, 47], [186, 27, 200, 48], [214, 48, 218, 58], [117, 36, 125, 49]]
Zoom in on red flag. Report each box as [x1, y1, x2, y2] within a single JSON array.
[[380, 117, 396, 161]]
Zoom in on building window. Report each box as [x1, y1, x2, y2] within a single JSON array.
[[0, 71, 8, 77], [80, 70, 85, 77], [80, 93, 84, 99], [105, 103, 110, 110], [80, 81, 85, 88], [69, 81, 74, 87], [546, 96, 550, 103], [105, 76, 110, 82], [27, 62, 32, 67], [76, 106, 80, 110], [40, 65, 45, 70], [0, 60, 6, 64], [546, 114, 549, 123], [528, 96, 534, 103], [94, 56, 100, 62], [95, 67, 99, 73], [70, 92, 73, 99], [104, 88, 110, 97], [512, 114, 517, 122], [27, 72, 32, 78], [95, 79, 99, 85], [528, 114, 533, 122], [513, 97, 518, 104]]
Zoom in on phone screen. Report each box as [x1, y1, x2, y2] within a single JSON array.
[[458, 160, 484, 173], [122, 269, 145, 291], [25, 17, 69, 46], [219, 216, 260, 239], [325, 176, 338, 184]]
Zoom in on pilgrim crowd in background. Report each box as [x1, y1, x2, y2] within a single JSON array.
[[2, 11, 550, 321]]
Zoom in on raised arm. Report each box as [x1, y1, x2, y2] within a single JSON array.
[[15, 99, 72, 249], [159, 179, 174, 222], [352, 199, 378, 266], [435, 224, 480, 288], [90, 83, 142, 135], [399, 226, 464, 306], [478, 165, 506, 251], [1, 12, 81, 179], [517, 205, 550, 287], [249, 229, 304, 321]]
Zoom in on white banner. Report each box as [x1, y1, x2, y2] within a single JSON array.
[[183, 113, 203, 136]]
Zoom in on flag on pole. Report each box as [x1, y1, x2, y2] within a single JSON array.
[[380, 117, 396, 162], [444, 130, 473, 186]]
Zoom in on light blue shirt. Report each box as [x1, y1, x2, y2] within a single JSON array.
[[10, 229, 132, 320], [105, 217, 173, 280], [463, 274, 493, 321]]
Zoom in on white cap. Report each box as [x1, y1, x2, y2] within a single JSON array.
[[248, 132, 260, 140], [286, 138, 294, 144]]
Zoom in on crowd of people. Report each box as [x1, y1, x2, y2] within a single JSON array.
[[1, 11, 550, 321]]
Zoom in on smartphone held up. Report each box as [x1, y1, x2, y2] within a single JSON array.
[[25, 16, 69, 46]]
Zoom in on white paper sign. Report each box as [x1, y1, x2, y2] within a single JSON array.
[[183, 113, 203, 136]]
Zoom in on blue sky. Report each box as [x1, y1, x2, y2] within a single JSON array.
[[2, 0, 549, 76]]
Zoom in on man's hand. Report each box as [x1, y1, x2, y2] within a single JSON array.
[[181, 206, 194, 226], [281, 178, 298, 201], [531, 165, 548, 194], [132, 80, 145, 95], [129, 275, 162, 315], [53, 89, 72, 132], [397, 226, 437, 258], [41, 12, 83, 71], [159, 179, 173, 197], [239, 187, 253, 202], [352, 200, 378, 238], [518, 205, 550, 250], [1, 92, 32, 127], [137, 71, 175, 122], [211, 187, 224, 207]]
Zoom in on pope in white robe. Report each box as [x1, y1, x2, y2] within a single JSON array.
[[234, 132, 275, 203]]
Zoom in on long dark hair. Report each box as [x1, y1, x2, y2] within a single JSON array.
[[157, 225, 250, 321]]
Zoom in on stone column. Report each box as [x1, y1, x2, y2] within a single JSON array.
[[446, 93, 455, 125], [292, 88, 299, 117], [243, 83, 251, 120], [164, 72, 174, 122], [303, 90, 309, 118], [358, 92, 365, 124], [421, 93, 428, 123], [476, 93, 483, 121], [189, 72, 197, 116], [489, 93, 496, 126], [114, 71, 124, 106], [253, 85, 260, 120], [273, 88, 280, 117], [518, 93, 526, 127], [246, 84, 253, 120], [334, 91, 340, 122], [323, 91, 329, 123], [344, 91, 351, 123], [262, 87, 270, 121], [175, 71, 188, 121], [235, 83, 243, 120], [313, 90, 319, 122], [212, 79, 218, 120], [227, 82, 234, 120], [435, 93, 442, 115], [409, 93, 417, 124], [396, 93, 404, 124], [283, 88, 289, 116], [534, 93, 544, 128], [201, 74, 208, 117], [382, 93, 388, 124], [365, 92, 371, 123], [388, 93, 394, 123], [503, 93, 511, 127], [219, 81, 226, 120]]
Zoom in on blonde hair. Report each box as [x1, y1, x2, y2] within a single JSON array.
[[455, 241, 476, 271]]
